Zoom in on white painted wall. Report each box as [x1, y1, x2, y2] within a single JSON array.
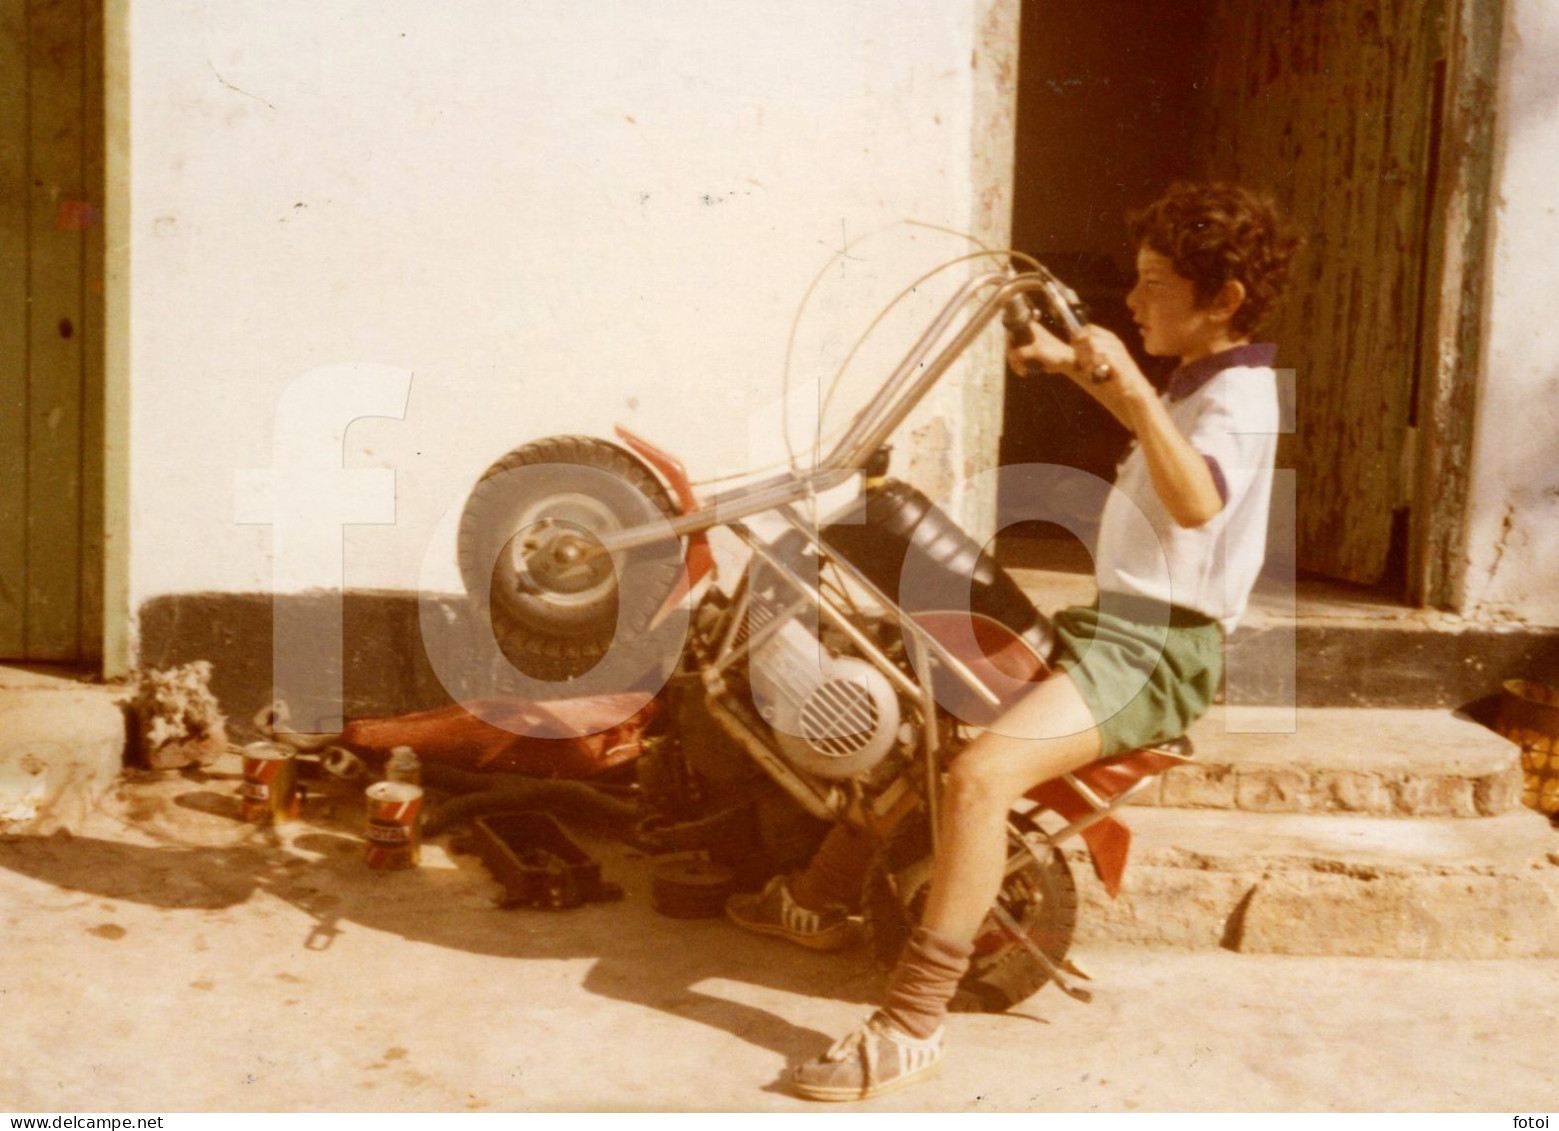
[[118, 1, 1012, 646], [1462, 0, 1559, 624]]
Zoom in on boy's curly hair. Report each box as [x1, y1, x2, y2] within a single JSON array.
[[1127, 183, 1301, 336]]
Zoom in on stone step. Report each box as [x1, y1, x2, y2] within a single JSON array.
[[1067, 806, 1559, 958], [1008, 561, 1559, 709], [0, 667, 127, 835], [1132, 706, 1523, 818]]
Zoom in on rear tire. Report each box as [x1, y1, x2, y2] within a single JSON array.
[[863, 808, 1078, 1013], [456, 436, 687, 692]]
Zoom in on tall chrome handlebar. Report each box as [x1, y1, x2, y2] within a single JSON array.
[[588, 268, 1083, 557], [822, 269, 1086, 471]]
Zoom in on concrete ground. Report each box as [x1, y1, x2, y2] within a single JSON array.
[[1, 757, 1555, 1114]]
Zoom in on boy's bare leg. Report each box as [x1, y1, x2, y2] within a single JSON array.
[[788, 672, 1107, 1099], [920, 670, 1102, 941], [772, 673, 1101, 936]]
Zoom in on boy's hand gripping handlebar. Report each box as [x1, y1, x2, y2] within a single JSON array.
[[1002, 270, 1115, 384]]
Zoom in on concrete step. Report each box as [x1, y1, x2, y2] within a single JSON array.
[[0, 666, 127, 835], [1068, 806, 1559, 958], [1133, 706, 1523, 818], [1008, 558, 1559, 709]]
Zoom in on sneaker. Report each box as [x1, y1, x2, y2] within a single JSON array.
[[724, 876, 859, 951], [788, 1012, 945, 1102]]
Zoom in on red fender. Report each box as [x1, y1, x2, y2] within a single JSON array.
[[1025, 748, 1188, 897], [613, 425, 715, 626]]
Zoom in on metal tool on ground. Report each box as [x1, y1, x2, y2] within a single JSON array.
[[469, 811, 624, 910], [320, 745, 368, 781]]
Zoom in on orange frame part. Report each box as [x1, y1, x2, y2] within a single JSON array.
[[613, 425, 715, 625]]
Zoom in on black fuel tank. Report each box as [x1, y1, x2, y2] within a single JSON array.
[[820, 478, 1052, 654]]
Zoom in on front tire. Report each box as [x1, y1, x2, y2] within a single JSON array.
[[456, 436, 687, 692]]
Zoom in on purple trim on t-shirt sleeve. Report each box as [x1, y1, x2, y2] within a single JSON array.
[[1203, 454, 1229, 505]]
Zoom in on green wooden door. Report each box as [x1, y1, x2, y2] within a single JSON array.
[[0, 0, 103, 662]]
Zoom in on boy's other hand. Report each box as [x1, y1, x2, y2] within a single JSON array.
[[1006, 320, 1074, 377], [1069, 326, 1154, 415]]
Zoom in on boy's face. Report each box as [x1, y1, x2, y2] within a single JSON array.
[[1126, 247, 1234, 363]]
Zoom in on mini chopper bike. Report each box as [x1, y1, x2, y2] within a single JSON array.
[[455, 262, 1193, 1011]]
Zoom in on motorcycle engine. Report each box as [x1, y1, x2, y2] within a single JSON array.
[[747, 612, 901, 781]]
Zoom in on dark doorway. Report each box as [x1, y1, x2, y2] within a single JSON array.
[[1001, 0, 1456, 600], [1000, 0, 1215, 556]]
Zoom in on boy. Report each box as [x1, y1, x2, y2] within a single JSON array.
[[726, 182, 1299, 1100]]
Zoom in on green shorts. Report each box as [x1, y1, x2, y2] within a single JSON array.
[[1049, 594, 1224, 757]]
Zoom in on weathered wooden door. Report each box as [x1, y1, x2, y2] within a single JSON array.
[[1198, 0, 1445, 586], [0, 0, 104, 661]]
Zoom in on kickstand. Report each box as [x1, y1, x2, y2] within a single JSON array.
[[988, 901, 1093, 1004]]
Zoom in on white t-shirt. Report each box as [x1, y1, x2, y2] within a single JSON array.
[[1094, 343, 1280, 634]]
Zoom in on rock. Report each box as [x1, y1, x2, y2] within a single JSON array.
[[130, 661, 229, 770]]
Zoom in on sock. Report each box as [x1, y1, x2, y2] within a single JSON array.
[[879, 926, 974, 1039], [788, 824, 876, 911]]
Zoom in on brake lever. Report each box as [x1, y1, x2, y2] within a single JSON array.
[[1039, 275, 1090, 338]]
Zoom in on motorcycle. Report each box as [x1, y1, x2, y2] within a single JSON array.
[[452, 262, 1193, 1012]]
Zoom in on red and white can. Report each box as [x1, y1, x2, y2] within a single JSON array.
[[240, 742, 299, 824], [365, 781, 423, 869]]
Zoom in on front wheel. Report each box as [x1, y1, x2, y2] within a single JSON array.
[[863, 808, 1078, 1013], [456, 436, 687, 692]]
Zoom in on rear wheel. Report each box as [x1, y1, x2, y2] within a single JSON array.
[[456, 436, 687, 692], [863, 808, 1077, 1013]]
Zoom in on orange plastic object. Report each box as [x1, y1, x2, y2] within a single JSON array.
[[1026, 748, 1185, 897], [340, 693, 660, 779]]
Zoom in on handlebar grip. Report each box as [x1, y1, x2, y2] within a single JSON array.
[[1001, 296, 1037, 348]]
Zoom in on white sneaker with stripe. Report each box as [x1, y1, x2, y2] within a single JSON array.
[[789, 1013, 946, 1102]]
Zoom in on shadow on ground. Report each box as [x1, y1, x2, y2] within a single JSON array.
[[0, 769, 880, 1066]]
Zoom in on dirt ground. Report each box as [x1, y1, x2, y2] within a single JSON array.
[[0, 756, 1554, 1114]]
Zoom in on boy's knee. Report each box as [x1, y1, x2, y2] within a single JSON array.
[[944, 752, 1019, 816]]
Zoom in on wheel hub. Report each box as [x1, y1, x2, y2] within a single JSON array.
[[515, 520, 612, 596]]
